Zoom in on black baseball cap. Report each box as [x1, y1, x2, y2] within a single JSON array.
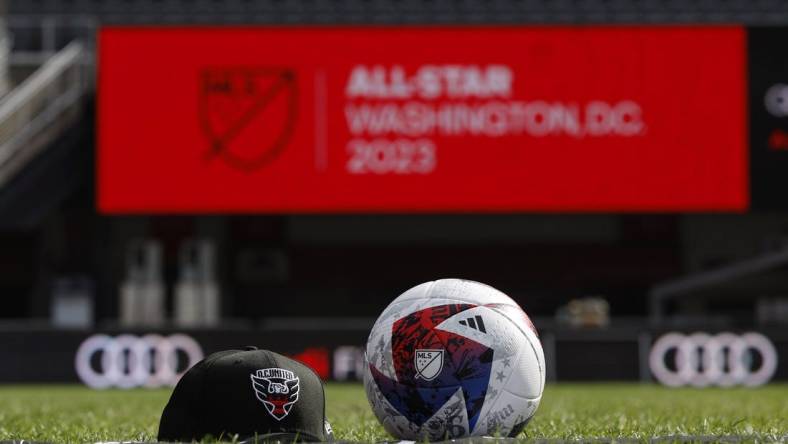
[[158, 347, 333, 443]]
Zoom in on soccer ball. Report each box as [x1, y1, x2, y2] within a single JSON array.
[[363, 279, 545, 440]]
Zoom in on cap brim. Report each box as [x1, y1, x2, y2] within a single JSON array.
[[238, 432, 325, 444]]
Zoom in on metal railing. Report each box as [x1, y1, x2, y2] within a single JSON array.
[[648, 245, 788, 323], [0, 40, 87, 188]]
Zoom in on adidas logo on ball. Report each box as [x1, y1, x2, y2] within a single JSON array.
[[459, 315, 487, 333]]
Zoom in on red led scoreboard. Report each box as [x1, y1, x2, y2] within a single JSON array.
[[98, 27, 747, 213]]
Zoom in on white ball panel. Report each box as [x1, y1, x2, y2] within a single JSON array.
[[486, 303, 545, 395], [485, 389, 541, 437], [505, 340, 543, 399], [470, 354, 511, 435], [487, 302, 539, 337], [393, 279, 519, 307], [365, 316, 397, 380], [477, 389, 538, 437], [523, 326, 546, 394]]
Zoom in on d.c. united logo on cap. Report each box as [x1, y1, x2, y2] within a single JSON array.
[[250, 367, 300, 420]]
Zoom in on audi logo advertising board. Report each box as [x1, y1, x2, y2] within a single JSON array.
[[649, 332, 778, 387], [75, 334, 204, 388], [98, 27, 747, 213], [0, 329, 782, 386]]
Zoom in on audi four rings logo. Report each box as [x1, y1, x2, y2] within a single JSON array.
[[649, 332, 778, 387], [75, 334, 204, 389]]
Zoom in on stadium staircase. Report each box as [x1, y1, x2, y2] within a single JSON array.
[[0, 40, 91, 229]]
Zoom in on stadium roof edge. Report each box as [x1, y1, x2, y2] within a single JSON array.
[[8, 0, 788, 26]]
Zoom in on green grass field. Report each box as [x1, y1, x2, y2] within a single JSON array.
[[0, 383, 786, 443]]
